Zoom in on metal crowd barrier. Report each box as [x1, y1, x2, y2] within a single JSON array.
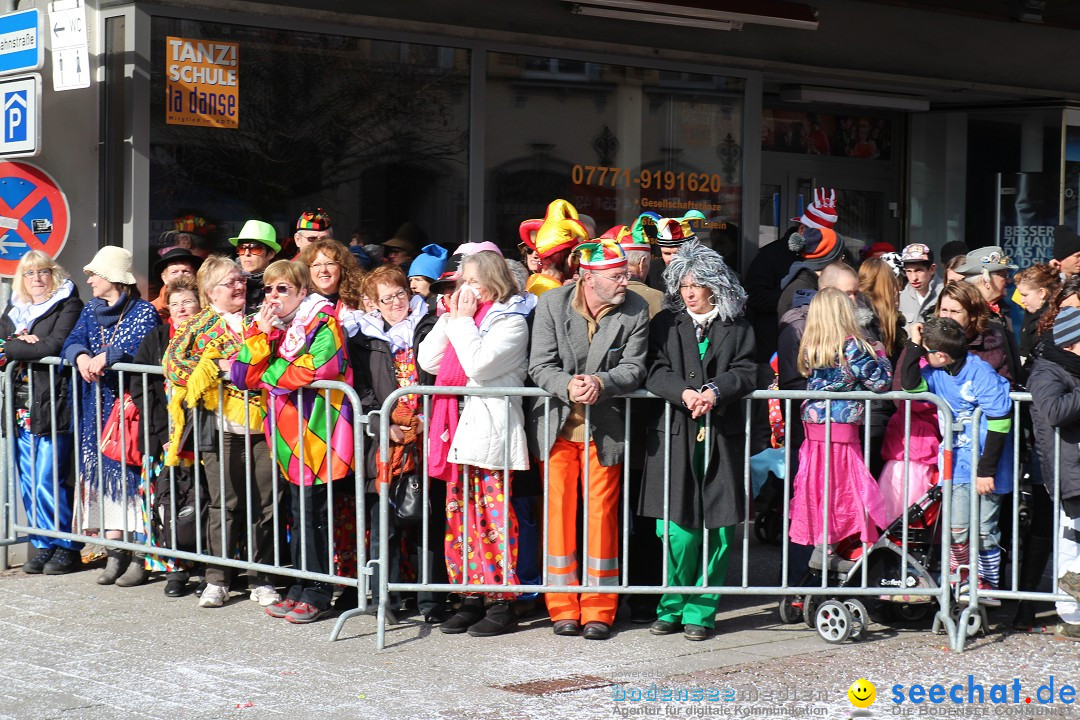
[[0, 357, 370, 640], [365, 386, 1011, 651], [1, 360, 1073, 653]]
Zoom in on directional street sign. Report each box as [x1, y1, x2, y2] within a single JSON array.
[[0, 9, 42, 77], [0, 75, 39, 158], [48, 1, 88, 91], [0, 161, 69, 276]]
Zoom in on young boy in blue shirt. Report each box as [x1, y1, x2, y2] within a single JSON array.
[[901, 317, 1012, 605]]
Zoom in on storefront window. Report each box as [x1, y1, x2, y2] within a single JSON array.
[[484, 53, 744, 262], [149, 18, 469, 266]]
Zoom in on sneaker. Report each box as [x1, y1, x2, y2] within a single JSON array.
[[22, 547, 53, 574], [1054, 622, 1080, 642], [1059, 572, 1080, 603], [198, 583, 229, 608], [42, 548, 80, 575], [285, 602, 324, 624], [250, 584, 282, 607], [266, 598, 299, 618]]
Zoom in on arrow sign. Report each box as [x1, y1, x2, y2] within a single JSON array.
[[0, 232, 26, 254]]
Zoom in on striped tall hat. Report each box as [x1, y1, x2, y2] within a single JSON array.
[[531, 199, 589, 258], [576, 240, 627, 270], [791, 188, 838, 230], [656, 210, 706, 247]]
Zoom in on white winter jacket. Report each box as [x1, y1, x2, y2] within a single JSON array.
[[417, 294, 535, 472]]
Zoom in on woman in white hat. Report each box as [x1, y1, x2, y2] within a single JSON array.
[[60, 246, 161, 586]]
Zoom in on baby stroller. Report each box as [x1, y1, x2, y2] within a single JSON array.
[[777, 484, 948, 643]]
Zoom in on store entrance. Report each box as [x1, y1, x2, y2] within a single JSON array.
[[760, 159, 900, 258]]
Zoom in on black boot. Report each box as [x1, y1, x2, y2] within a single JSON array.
[[439, 597, 484, 634], [22, 546, 53, 574], [466, 601, 517, 637], [1013, 535, 1053, 629], [97, 549, 131, 585]]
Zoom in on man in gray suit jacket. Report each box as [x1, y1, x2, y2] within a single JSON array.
[[528, 241, 649, 640]]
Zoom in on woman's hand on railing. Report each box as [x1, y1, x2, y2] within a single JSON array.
[[76, 352, 107, 383]]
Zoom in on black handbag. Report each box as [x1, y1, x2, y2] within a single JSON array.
[[388, 447, 428, 523]]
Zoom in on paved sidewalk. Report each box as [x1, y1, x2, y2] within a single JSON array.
[[1, 562, 1077, 720]]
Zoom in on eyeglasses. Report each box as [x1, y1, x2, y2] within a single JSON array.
[[263, 283, 294, 296], [167, 299, 199, 310], [679, 283, 708, 291], [216, 277, 246, 289], [310, 261, 340, 271], [236, 243, 267, 256], [378, 289, 409, 306], [22, 268, 52, 278], [595, 272, 630, 284]]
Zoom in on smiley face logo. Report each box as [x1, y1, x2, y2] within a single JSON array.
[[848, 679, 876, 708]]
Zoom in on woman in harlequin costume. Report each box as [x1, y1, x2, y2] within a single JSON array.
[[418, 250, 535, 637], [231, 260, 355, 624], [638, 240, 757, 641], [520, 199, 588, 297]]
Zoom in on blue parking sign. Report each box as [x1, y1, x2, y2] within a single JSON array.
[[4, 89, 26, 142]]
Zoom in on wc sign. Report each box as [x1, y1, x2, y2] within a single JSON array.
[[0, 74, 38, 157]]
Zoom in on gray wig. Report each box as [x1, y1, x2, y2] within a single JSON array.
[[662, 239, 747, 321]]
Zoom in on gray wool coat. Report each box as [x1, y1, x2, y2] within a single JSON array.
[[527, 283, 650, 467], [638, 310, 757, 529]]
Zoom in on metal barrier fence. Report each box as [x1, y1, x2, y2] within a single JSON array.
[[1, 359, 1074, 652], [365, 386, 1002, 650], [0, 357, 371, 637]]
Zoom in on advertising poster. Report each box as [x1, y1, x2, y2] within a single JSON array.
[[165, 36, 239, 128], [997, 172, 1056, 269]]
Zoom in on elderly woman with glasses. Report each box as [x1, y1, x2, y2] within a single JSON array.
[[0, 251, 84, 575], [231, 260, 354, 624], [163, 256, 276, 609], [637, 239, 756, 641], [351, 264, 443, 619]]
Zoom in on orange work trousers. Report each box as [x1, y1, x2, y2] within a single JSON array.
[[543, 436, 622, 625]]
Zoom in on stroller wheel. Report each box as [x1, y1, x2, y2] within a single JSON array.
[[803, 595, 821, 628], [815, 600, 853, 644], [843, 598, 868, 639], [778, 595, 802, 624], [896, 603, 932, 623]]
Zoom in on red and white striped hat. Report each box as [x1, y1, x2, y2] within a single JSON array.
[[790, 188, 838, 230]]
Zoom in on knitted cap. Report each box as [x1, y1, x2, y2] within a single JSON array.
[[1054, 306, 1080, 349], [576, 241, 627, 271], [788, 227, 844, 268], [791, 188, 838, 230], [1054, 225, 1080, 262], [296, 208, 332, 232], [533, 199, 588, 258]]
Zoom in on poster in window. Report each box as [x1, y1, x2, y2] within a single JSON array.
[[165, 36, 239, 129]]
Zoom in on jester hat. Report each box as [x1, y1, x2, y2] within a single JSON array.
[[601, 224, 649, 253], [630, 211, 660, 245], [576, 240, 627, 271], [656, 210, 706, 247], [531, 199, 588, 258]]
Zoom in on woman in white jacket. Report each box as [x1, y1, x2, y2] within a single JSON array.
[[418, 250, 535, 637]]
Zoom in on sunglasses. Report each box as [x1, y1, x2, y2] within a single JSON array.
[[237, 243, 267, 256], [263, 283, 294, 296]]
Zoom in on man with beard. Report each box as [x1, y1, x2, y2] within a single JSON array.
[[528, 240, 649, 641]]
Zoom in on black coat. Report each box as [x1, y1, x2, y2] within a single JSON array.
[[0, 290, 83, 435], [639, 310, 757, 529], [348, 312, 436, 488], [130, 324, 171, 454], [1026, 355, 1080, 506]]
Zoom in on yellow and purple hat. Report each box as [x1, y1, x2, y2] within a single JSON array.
[[576, 240, 627, 271], [296, 207, 332, 232], [533, 199, 588, 259]]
